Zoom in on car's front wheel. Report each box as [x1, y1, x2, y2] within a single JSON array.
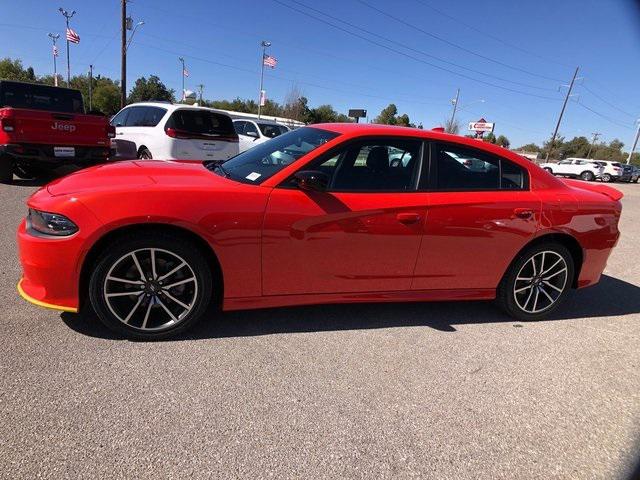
[[497, 243, 574, 321], [580, 171, 595, 181], [601, 173, 612, 182], [89, 232, 213, 340]]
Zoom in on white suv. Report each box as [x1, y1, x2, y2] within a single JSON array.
[[591, 160, 624, 182], [539, 158, 604, 181], [233, 119, 290, 152], [110, 102, 239, 161]]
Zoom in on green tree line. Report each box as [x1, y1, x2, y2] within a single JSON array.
[[516, 135, 639, 165]]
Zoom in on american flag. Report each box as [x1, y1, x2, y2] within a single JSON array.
[[66, 28, 80, 44], [52, 45, 59, 57], [263, 54, 277, 69], [183, 68, 189, 77]]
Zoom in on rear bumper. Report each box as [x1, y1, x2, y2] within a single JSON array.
[[0, 143, 111, 169]]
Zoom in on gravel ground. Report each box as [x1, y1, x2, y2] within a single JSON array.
[[0, 176, 638, 479]]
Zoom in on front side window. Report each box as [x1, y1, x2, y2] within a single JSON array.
[[233, 121, 247, 135], [305, 138, 422, 192], [110, 108, 130, 127], [244, 122, 259, 137], [430, 143, 526, 191], [208, 127, 339, 184], [124, 107, 146, 127]]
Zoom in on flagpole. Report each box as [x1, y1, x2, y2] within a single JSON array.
[[258, 40, 270, 120], [58, 8, 76, 86], [48, 33, 60, 87]]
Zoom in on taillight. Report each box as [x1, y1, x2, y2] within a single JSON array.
[[0, 117, 15, 132], [107, 125, 116, 138], [165, 127, 178, 138]]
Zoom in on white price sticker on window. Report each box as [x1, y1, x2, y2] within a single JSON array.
[[246, 172, 261, 181]]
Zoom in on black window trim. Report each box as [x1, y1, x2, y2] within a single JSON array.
[[278, 135, 428, 194], [423, 141, 530, 192]]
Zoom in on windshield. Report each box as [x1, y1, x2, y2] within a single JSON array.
[[208, 127, 339, 184]]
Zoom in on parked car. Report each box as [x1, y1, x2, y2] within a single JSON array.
[[630, 165, 640, 183], [233, 118, 290, 152], [110, 102, 238, 161], [0, 80, 115, 183], [539, 157, 603, 181], [17, 124, 623, 340], [591, 160, 624, 182], [619, 164, 636, 182]]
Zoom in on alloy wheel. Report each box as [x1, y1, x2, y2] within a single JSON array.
[[102, 248, 198, 332], [513, 250, 568, 314]]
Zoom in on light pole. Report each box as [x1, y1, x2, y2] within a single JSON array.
[[447, 88, 460, 132], [58, 7, 76, 86], [546, 66, 580, 161], [586, 132, 601, 159], [258, 40, 271, 119], [126, 20, 144, 51], [627, 120, 640, 165], [47, 33, 60, 86]]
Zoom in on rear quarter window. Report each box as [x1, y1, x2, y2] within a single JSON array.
[[166, 110, 235, 136]]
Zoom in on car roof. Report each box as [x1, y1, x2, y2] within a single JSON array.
[[125, 102, 230, 114]]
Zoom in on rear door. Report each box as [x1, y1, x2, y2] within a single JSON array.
[[412, 142, 540, 291], [165, 109, 239, 160]]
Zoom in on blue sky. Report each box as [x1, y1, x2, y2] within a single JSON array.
[[1, 0, 640, 147]]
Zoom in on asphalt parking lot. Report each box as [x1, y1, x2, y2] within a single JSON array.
[[0, 175, 639, 479]]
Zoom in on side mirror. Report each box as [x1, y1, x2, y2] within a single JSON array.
[[246, 130, 259, 139], [294, 170, 329, 192]]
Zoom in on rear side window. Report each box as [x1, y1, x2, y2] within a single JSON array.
[[165, 109, 235, 136], [258, 123, 287, 138], [426, 142, 526, 191], [0, 81, 83, 113], [142, 107, 166, 127]]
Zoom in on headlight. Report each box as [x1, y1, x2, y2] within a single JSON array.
[[28, 209, 78, 236]]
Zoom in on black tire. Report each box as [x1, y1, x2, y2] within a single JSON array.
[[543, 167, 553, 174], [89, 232, 213, 340], [0, 159, 13, 184], [13, 165, 43, 180], [634, 178, 639, 183], [138, 147, 152, 159], [496, 243, 574, 321], [580, 171, 595, 181], [601, 173, 612, 183]]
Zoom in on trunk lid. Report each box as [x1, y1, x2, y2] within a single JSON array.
[[561, 178, 624, 201]]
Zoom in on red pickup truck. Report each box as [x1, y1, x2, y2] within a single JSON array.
[[0, 80, 115, 183]]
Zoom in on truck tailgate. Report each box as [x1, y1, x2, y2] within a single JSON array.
[[9, 109, 110, 147]]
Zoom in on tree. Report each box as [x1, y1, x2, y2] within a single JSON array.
[[374, 103, 398, 125], [495, 135, 510, 148], [127, 75, 175, 104], [443, 117, 460, 134], [484, 132, 497, 144], [282, 85, 306, 122], [0, 58, 36, 82], [308, 104, 339, 123], [92, 81, 121, 115], [516, 143, 541, 152]]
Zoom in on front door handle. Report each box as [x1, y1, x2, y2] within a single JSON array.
[[396, 212, 422, 224], [514, 208, 533, 219]]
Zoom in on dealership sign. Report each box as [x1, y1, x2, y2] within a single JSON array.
[[468, 118, 495, 133]]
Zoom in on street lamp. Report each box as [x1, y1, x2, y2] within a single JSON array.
[[126, 20, 144, 52]]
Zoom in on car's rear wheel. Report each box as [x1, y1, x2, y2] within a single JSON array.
[[138, 147, 152, 159], [496, 243, 574, 321], [0, 159, 13, 184], [580, 171, 595, 181], [89, 232, 212, 340], [601, 173, 612, 182]]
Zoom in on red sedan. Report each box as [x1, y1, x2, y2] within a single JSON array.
[[17, 124, 623, 339]]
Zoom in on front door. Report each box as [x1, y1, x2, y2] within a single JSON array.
[[262, 137, 428, 296]]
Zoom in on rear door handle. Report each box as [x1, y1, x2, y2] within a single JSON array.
[[396, 212, 422, 224], [514, 208, 533, 219]]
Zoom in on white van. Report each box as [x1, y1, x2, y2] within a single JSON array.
[[233, 119, 290, 152], [110, 102, 239, 161]]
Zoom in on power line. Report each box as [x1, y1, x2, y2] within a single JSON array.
[[411, 0, 572, 69], [576, 101, 635, 130], [285, 0, 557, 92], [271, 0, 561, 101], [356, 0, 566, 83], [581, 84, 637, 119]]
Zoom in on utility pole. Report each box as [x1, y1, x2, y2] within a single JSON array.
[[179, 57, 186, 101], [258, 40, 271, 119], [47, 33, 60, 87], [58, 8, 76, 86], [88, 64, 93, 111], [120, 0, 127, 108], [586, 132, 601, 158], [448, 88, 460, 132], [197, 84, 204, 104], [626, 120, 640, 165], [545, 66, 580, 161]]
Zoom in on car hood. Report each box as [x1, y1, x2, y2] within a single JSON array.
[[46, 160, 234, 196]]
